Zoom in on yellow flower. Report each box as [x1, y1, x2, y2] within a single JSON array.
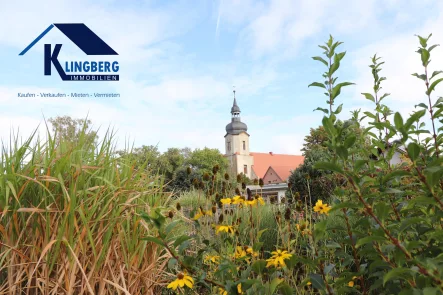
[[245, 199, 257, 206], [266, 250, 292, 268], [348, 276, 358, 287], [204, 254, 220, 264], [235, 246, 247, 259], [218, 287, 228, 295], [167, 272, 194, 290], [307, 281, 312, 286], [313, 200, 332, 215], [220, 198, 232, 205], [192, 208, 212, 220], [232, 195, 244, 205], [192, 208, 204, 220], [216, 225, 235, 235], [257, 197, 265, 205], [237, 283, 243, 294], [246, 247, 259, 258]]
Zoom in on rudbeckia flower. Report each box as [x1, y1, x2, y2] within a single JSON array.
[[167, 272, 194, 290], [313, 200, 332, 215], [266, 249, 292, 268]]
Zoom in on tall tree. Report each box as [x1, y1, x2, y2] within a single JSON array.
[[287, 120, 368, 203], [48, 116, 98, 146], [186, 147, 229, 175]]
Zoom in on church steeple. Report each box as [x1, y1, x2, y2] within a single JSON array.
[[226, 89, 248, 135], [231, 90, 241, 117]]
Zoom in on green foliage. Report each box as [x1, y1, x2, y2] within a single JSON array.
[[0, 126, 169, 294], [287, 121, 369, 204], [48, 115, 98, 146], [141, 33, 443, 295]]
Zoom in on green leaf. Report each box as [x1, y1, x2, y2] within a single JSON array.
[[356, 235, 386, 248], [269, 278, 283, 294], [428, 44, 439, 52], [379, 93, 390, 101], [382, 170, 410, 184], [361, 92, 375, 102], [433, 97, 443, 107], [314, 107, 329, 114], [412, 73, 426, 81], [336, 145, 348, 160], [278, 283, 294, 295], [330, 201, 360, 212], [430, 70, 443, 80], [394, 112, 403, 129], [354, 159, 368, 170], [415, 103, 428, 109], [325, 242, 342, 249], [173, 235, 192, 247], [344, 135, 356, 148], [404, 109, 426, 130], [252, 260, 267, 274], [309, 82, 327, 89], [427, 78, 443, 95], [374, 203, 390, 221], [363, 111, 376, 119], [314, 220, 327, 241], [421, 49, 430, 66], [165, 220, 182, 235], [331, 82, 355, 100], [252, 242, 264, 252], [383, 268, 414, 285], [324, 264, 335, 275], [423, 287, 439, 295], [168, 258, 177, 269], [312, 56, 328, 66], [334, 104, 343, 114], [313, 161, 344, 174], [424, 166, 443, 188], [407, 142, 420, 161], [322, 116, 336, 137], [309, 273, 325, 290], [417, 35, 428, 47], [141, 236, 165, 247], [399, 217, 425, 233]]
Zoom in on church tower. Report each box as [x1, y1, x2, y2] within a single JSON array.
[[224, 90, 254, 179]]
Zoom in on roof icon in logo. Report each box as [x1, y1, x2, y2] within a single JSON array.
[[19, 23, 118, 56]]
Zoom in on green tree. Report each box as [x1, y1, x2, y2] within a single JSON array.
[[48, 116, 98, 146], [186, 147, 229, 175], [287, 120, 368, 203]]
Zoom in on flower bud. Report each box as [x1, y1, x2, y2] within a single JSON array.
[[224, 173, 230, 181], [203, 173, 210, 181], [237, 174, 242, 182], [259, 178, 264, 187]]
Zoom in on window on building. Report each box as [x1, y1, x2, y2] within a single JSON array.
[[243, 141, 246, 150], [244, 165, 248, 174], [227, 141, 231, 151]]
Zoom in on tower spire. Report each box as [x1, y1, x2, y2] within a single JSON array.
[[231, 86, 240, 116]]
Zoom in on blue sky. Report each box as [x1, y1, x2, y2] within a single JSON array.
[[1, 0, 443, 154]]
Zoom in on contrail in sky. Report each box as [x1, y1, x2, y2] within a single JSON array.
[[215, 0, 222, 38]]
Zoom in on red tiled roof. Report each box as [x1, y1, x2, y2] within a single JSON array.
[[268, 166, 297, 181], [250, 152, 304, 179]]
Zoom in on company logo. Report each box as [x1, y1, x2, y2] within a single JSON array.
[[19, 23, 119, 81]]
